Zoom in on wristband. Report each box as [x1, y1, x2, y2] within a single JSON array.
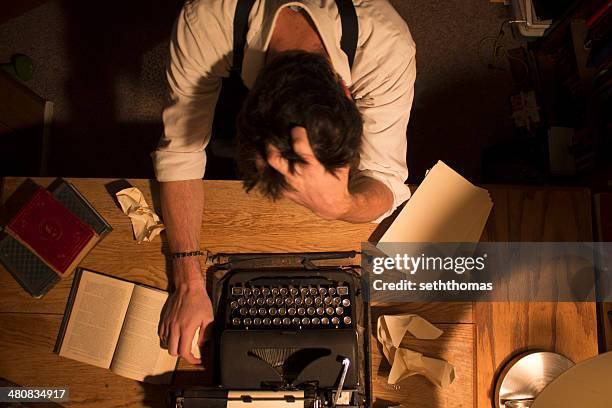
[[170, 250, 204, 259]]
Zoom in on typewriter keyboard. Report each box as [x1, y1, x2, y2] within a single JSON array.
[[228, 284, 354, 329]]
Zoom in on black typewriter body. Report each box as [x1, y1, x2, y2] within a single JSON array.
[[219, 268, 360, 390], [171, 252, 372, 408]]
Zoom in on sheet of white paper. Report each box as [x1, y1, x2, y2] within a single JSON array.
[[379, 161, 493, 243], [191, 326, 201, 360]]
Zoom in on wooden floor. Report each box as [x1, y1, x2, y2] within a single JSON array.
[[0, 178, 599, 407]]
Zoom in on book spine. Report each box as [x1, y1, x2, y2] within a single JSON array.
[[54, 268, 84, 353]]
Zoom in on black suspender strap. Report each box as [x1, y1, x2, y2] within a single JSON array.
[[335, 0, 358, 70], [231, 0, 358, 72], [232, 0, 256, 73]]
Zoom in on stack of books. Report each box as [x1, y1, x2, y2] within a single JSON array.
[[0, 180, 112, 297]]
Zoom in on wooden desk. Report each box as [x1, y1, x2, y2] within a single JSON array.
[[0, 179, 598, 408]]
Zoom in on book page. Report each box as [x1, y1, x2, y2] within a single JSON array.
[[110, 285, 177, 383], [59, 270, 134, 369]]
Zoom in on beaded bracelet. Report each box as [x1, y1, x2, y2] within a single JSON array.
[[170, 250, 204, 259]]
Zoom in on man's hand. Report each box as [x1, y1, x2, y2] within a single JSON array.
[[267, 126, 352, 220], [159, 262, 213, 365]]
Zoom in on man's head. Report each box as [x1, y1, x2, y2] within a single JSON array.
[[236, 51, 363, 199]]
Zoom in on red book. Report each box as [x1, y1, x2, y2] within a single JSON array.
[[6, 187, 96, 275]]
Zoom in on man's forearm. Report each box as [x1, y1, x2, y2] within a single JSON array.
[[160, 179, 205, 287], [340, 176, 394, 223]]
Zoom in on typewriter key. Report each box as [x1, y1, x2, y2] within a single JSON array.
[[325, 307, 335, 315], [297, 307, 306, 316], [343, 316, 352, 325], [243, 288, 251, 296], [230, 301, 238, 309], [232, 317, 241, 325], [301, 317, 311, 325], [275, 297, 284, 306], [253, 318, 262, 325], [331, 317, 340, 325], [328, 287, 337, 296], [335, 307, 344, 315], [337, 286, 349, 296], [294, 298, 303, 306], [300, 287, 309, 296], [273, 317, 282, 325], [244, 317, 252, 325], [319, 287, 327, 295], [309, 287, 318, 296], [342, 298, 351, 307], [252, 288, 261, 296], [256, 298, 265, 306], [262, 287, 271, 296], [247, 298, 256, 306], [271, 288, 279, 296], [285, 297, 294, 305], [290, 287, 299, 296], [249, 308, 257, 316], [279, 308, 287, 315], [324, 296, 332, 305], [268, 308, 277, 316], [282, 317, 291, 325], [263, 318, 272, 325], [292, 317, 301, 325], [312, 317, 321, 325], [239, 307, 248, 315], [288, 308, 296, 315], [266, 298, 275, 306], [307, 307, 316, 315], [231, 287, 243, 296], [238, 298, 246, 306], [332, 297, 341, 305], [304, 297, 313, 306], [314, 296, 322, 305], [316, 307, 325, 315], [258, 308, 267, 315], [280, 288, 288, 296], [321, 317, 330, 325]]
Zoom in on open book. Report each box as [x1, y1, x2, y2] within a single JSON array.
[[55, 269, 188, 384]]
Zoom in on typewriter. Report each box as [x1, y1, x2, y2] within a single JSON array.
[[172, 251, 372, 408]]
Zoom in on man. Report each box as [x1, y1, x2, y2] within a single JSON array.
[[153, 0, 416, 364]]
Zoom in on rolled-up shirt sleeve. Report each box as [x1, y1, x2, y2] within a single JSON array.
[[352, 31, 416, 221], [152, 3, 231, 182]]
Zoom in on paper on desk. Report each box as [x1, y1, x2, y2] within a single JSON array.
[[191, 326, 201, 360], [378, 161, 493, 243], [377, 314, 455, 388], [116, 187, 165, 243]]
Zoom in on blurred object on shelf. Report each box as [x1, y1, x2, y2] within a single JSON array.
[[548, 127, 576, 175], [0, 54, 34, 82], [511, 91, 541, 130], [512, 0, 552, 37]]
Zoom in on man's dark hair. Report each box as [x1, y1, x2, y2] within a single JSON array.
[[236, 51, 363, 199]]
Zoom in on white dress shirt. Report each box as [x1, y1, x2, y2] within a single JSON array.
[[152, 0, 417, 219]]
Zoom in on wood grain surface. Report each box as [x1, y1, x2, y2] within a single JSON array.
[[0, 178, 600, 408], [370, 323, 474, 408], [475, 186, 598, 408]]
